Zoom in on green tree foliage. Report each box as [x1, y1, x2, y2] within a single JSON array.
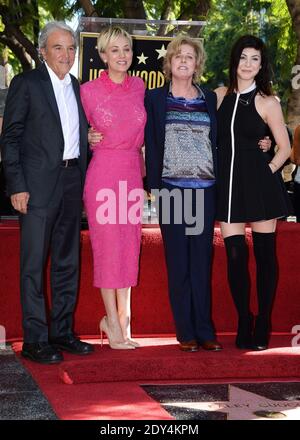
[[0, 0, 297, 112], [202, 0, 296, 109], [0, 0, 75, 77], [76, 0, 210, 20], [75, 0, 124, 18]]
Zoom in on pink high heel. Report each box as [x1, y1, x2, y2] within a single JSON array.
[[99, 316, 135, 350]]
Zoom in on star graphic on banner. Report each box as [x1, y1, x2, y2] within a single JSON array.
[[163, 385, 300, 420], [137, 52, 148, 65], [155, 44, 167, 60]]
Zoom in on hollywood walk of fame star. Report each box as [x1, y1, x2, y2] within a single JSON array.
[[163, 385, 300, 420], [156, 44, 167, 60], [137, 53, 148, 65]]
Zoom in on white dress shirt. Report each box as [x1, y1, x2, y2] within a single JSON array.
[[45, 62, 80, 160]]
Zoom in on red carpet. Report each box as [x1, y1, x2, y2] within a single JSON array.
[[12, 340, 172, 420], [12, 335, 300, 420], [4, 220, 300, 420], [59, 337, 300, 385], [1, 221, 300, 339]]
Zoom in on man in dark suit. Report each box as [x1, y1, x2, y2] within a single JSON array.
[[0, 21, 94, 364]]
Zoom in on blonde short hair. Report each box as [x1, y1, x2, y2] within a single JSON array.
[[97, 26, 132, 54], [163, 35, 206, 82]]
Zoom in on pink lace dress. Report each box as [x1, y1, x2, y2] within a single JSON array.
[[80, 71, 146, 288]]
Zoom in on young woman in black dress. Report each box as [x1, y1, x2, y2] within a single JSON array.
[[215, 35, 291, 350]]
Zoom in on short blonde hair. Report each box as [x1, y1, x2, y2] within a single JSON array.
[[97, 26, 132, 54], [163, 35, 206, 82]]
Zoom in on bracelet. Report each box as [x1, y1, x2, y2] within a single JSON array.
[[269, 162, 277, 172]]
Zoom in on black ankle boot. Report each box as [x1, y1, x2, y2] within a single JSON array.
[[236, 313, 254, 349], [252, 315, 270, 350]]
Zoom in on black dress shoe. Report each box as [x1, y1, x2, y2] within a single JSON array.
[[21, 343, 63, 364], [50, 335, 94, 355]]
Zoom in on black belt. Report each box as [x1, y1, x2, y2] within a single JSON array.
[[61, 158, 78, 167]]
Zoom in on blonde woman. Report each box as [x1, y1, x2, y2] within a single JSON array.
[[80, 26, 146, 349]]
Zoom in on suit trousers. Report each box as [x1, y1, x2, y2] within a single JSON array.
[[20, 166, 82, 343], [158, 182, 216, 343]]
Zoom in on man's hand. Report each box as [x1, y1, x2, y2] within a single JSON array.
[[11, 192, 30, 214], [88, 127, 103, 149]]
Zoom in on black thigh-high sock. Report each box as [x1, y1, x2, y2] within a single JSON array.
[[224, 235, 253, 347], [252, 231, 277, 346]]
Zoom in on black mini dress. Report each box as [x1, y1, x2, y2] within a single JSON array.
[[216, 87, 291, 223]]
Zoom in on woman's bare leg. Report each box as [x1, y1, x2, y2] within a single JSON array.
[[100, 288, 134, 349], [117, 287, 140, 347]]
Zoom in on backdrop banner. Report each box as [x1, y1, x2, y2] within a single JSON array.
[[79, 32, 173, 88]]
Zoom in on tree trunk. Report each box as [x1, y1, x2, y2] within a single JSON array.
[[177, 0, 211, 20], [32, 0, 39, 48], [157, 0, 174, 36], [79, 0, 98, 17], [0, 48, 8, 88], [286, 0, 300, 130], [123, 0, 147, 19], [0, 35, 33, 71], [176, 0, 211, 37], [6, 23, 40, 66], [0, 4, 40, 71]]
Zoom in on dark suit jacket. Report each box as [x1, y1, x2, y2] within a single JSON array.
[[144, 83, 218, 192], [0, 63, 88, 207]]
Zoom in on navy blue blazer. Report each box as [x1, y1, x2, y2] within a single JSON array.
[[144, 83, 218, 191]]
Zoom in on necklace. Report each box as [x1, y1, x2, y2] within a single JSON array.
[[238, 88, 256, 106], [171, 84, 199, 100]]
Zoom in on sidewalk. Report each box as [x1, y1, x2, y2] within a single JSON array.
[[0, 345, 56, 420]]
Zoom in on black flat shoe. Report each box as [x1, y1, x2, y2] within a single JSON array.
[[50, 335, 94, 355], [21, 342, 63, 364]]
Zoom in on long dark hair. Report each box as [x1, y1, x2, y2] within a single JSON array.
[[227, 35, 273, 96]]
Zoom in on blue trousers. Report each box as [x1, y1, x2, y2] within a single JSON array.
[[158, 183, 216, 343]]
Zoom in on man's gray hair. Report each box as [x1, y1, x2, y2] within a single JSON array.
[[38, 21, 77, 49]]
